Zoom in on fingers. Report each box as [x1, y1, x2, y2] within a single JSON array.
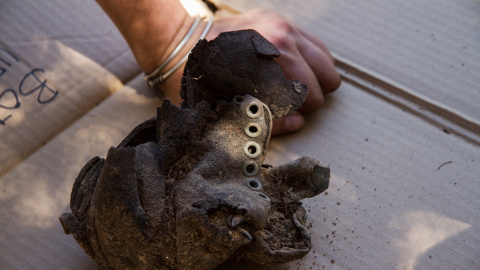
[[274, 34, 337, 113], [161, 9, 341, 136], [262, 17, 340, 114], [298, 28, 334, 62], [271, 112, 305, 136], [295, 35, 341, 95], [275, 51, 325, 114]]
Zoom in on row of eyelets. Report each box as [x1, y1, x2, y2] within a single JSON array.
[[241, 99, 270, 202], [243, 101, 262, 177]]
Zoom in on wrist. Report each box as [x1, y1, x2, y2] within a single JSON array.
[[137, 13, 194, 74], [130, 6, 194, 74], [144, 15, 213, 87], [97, 0, 193, 73]]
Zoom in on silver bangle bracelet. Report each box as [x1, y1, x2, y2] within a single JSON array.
[[145, 15, 214, 88], [145, 15, 201, 81]]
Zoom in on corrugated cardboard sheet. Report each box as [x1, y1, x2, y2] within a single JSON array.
[[1, 0, 478, 269]]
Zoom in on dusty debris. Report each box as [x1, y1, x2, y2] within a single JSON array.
[[437, 160, 453, 170]]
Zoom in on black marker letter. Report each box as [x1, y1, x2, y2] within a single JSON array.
[[0, 88, 21, 109], [19, 68, 58, 104]]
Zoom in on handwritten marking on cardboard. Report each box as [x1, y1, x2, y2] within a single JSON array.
[[0, 47, 59, 126]]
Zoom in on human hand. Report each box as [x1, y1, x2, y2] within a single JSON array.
[[206, 9, 341, 135], [106, 3, 341, 135], [97, 0, 340, 135]]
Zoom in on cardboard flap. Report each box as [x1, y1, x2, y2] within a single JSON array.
[[0, 0, 139, 82], [0, 41, 123, 177]]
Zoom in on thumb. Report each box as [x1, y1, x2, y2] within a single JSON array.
[[271, 112, 305, 136]]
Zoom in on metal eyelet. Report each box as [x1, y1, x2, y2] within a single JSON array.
[[243, 161, 259, 176], [245, 123, 261, 137], [246, 102, 262, 118], [257, 192, 271, 202], [245, 178, 262, 191], [244, 141, 261, 159]]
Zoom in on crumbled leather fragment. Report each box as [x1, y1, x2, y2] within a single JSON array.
[[180, 30, 308, 118], [60, 30, 329, 270]]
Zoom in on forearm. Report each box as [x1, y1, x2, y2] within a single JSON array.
[[96, 0, 192, 73]]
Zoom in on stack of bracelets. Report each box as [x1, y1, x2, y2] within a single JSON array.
[[143, 14, 214, 88]]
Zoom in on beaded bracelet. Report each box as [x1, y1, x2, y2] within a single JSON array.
[[144, 15, 214, 88]]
